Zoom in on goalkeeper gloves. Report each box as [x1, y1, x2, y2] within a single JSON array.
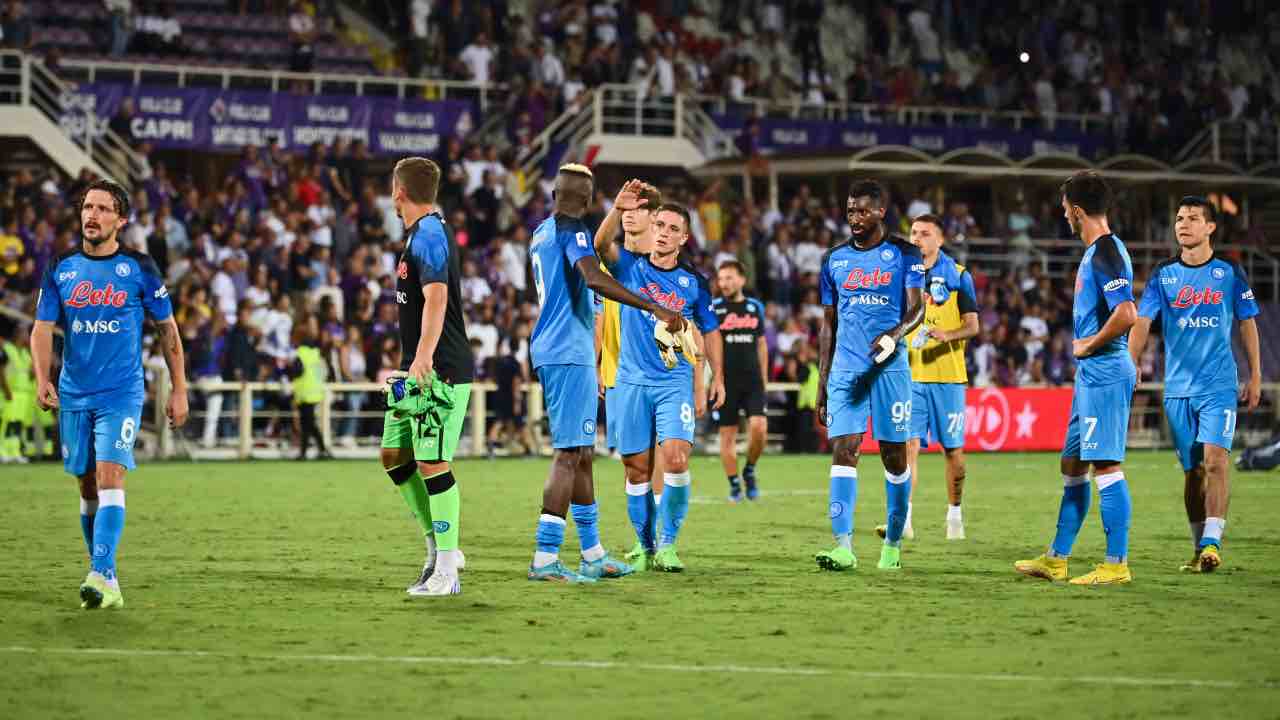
[[386, 373, 454, 424], [653, 321, 699, 370], [870, 334, 897, 365]]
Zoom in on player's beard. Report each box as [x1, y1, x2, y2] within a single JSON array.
[[848, 222, 875, 245], [84, 225, 110, 246]]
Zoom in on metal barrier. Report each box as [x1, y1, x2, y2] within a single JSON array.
[[142, 378, 1280, 461], [0, 50, 143, 187], [685, 92, 1116, 134]]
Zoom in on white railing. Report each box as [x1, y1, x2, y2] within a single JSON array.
[[138, 378, 1280, 461], [0, 51, 143, 187], [685, 92, 1116, 133], [517, 84, 739, 190], [954, 235, 1280, 301], [1176, 119, 1280, 168], [56, 56, 507, 111]]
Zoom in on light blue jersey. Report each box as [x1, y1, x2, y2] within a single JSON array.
[[1072, 233, 1136, 387], [36, 247, 173, 411], [1138, 254, 1259, 398], [819, 237, 926, 375], [609, 248, 718, 388], [529, 214, 597, 370]]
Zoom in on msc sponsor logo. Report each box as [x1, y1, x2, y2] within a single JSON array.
[[66, 281, 128, 308], [72, 319, 122, 334], [396, 290, 408, 304], [842, 268, 893, 290], [58, 271, 77, 282], [847, 294, 889, 306], [1172, 285, 1224, 308], [1177, 316, 1220, 329], [1102, 278, 1129, 292]]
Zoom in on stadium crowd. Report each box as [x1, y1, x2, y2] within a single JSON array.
[[356, 0, 1279, 161]]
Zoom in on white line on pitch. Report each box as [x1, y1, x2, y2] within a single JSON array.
[[0, 646, 1272, 690]]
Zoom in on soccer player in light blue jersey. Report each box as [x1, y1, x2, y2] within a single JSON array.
[[1129, 196, 1261, 573], [597, 197, 725, 572], [32, 179, 190, 609], [1016, 171, 1138, 586], [814, 178, 926, 573], [526, 167, 685, 583]]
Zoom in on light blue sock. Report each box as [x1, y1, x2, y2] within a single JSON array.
[[828, 466, 856, 547], [570, 502, 600, 555], [1050, 476, 1091, 558], [79, 498, 98, 556], [535, 513, 566, 556], [1200, 517, 1225, 551], [885, 469, 911, 546], [625, 483, 655, 551], [1097, 472, 1131, 563], [658, 472, 691, 547], [90, 489, 125, 580]]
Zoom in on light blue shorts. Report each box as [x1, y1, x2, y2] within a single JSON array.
[[60, 404, 143, 476], [538, 364, 597, 449]]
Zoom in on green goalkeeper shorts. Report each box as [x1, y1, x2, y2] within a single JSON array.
[[381, 380, 471, 463]]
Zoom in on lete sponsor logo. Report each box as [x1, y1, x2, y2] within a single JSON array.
[[640, 283, 688, 311], [842, 268, 894, 289], [65, 281, 128, 308], [1172, 285, 1224, 308], [719, 312, 760, 331]]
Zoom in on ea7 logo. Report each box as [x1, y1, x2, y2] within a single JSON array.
[[1103, 278, 1129, 292], [1160, 275, 1177, 285], [830, 259, 849, 269], [58, 271, 77, 282]]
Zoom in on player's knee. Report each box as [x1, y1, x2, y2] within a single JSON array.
[[831, 437, 860, 467], [380, 447, 411, 470], [1060, 457, 1088, 478], [945, 448, 966, 476], [94, 462, 125, 489], [1202, 447, 1229, 476], [418, 460, 450, 478], [748, 416, 767, 434], [553, 449, 580, 474], [663, 444, 690, 473], [622, 453, 650, 484], [880, 442, 908, 474]]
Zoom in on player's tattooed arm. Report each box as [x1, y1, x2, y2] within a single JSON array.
[[873, 286, 924, 358], [574, 258, 686, 331], [817, 306, 837, 426], [155, 317, 190, 427], [30, 320, 58, 409], [1240, 317, 1262, 409]]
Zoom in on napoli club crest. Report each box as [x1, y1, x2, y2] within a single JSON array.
[[115, 262, 130, 277], [881, 248, 894, 262], [1212, 267, 1226, 280]]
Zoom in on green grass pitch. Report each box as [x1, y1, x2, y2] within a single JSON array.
[[2, 452, 1279, 718]]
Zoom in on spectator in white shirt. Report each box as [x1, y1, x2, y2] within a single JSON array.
[[468, 306, 500, 367], [1019, 304, 1050, 359], [497, 229, 529, 292], [210, 255, 239, 325], [460, 259, 492, 307], [791, 232, 824, 275], [460, 32, 495, 84], [533, 43, 565, 88]]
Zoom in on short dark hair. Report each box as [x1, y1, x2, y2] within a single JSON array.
[[717, 259, 746, 276], [393, 156, 441, 204], [81, 179, 130, 218], [638, 184, 663, 211], [1061, 170, 1111, 216], [847, 178, 886, 206], [656, 202, 692, 235], [1177, 195, 1218, 224], [911, 213, 945, 235]]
